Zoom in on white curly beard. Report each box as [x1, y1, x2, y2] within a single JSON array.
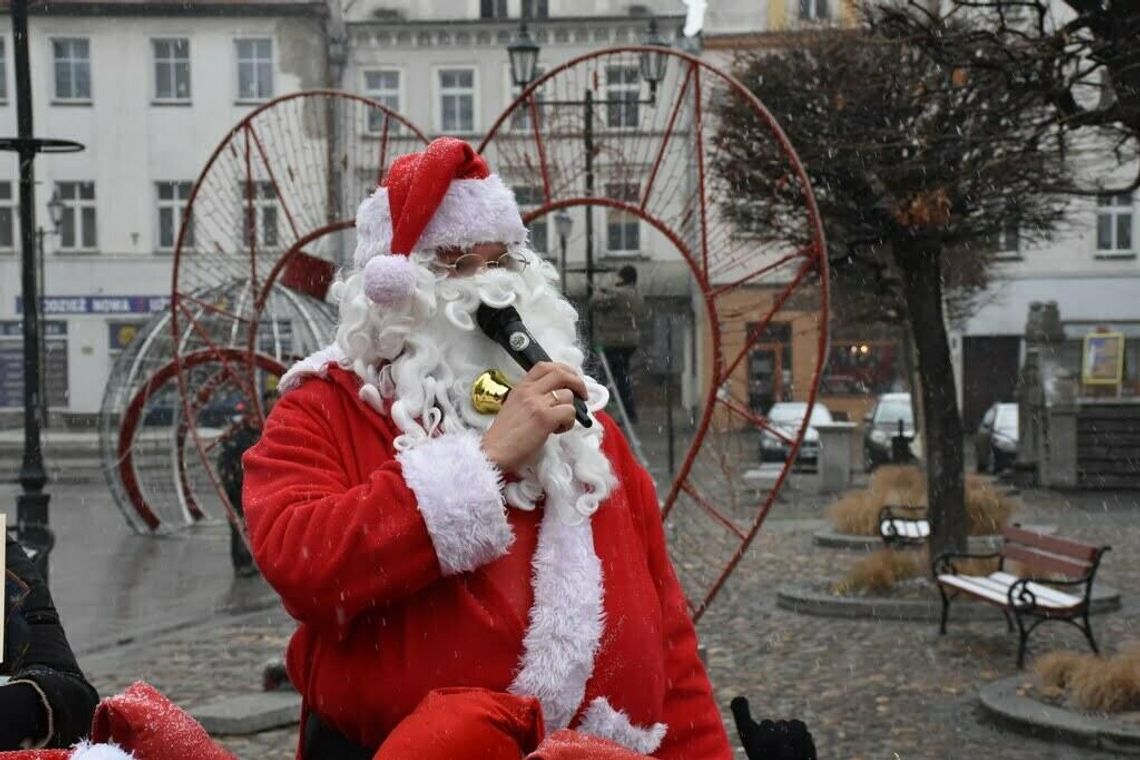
[[331, 246, 616, 524]]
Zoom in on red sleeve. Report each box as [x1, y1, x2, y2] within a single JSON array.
[[242, 378, 512, 626], [624, 444, 732, 759]]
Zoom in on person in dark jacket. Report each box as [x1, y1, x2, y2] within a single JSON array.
[[588, 264, 645, 425], [1, 531, 99, 750], [217, 389, 277, 576]]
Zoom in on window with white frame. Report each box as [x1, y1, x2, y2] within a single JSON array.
[[364, 69, 401, 133], [241, 181, 279, 249], [0, 182, 13, 250], [156, 181, 194, 251], [509, 65, 545, 132], [605, 182, 640, 253], [153, 38, 190, 102], [522, 0, 549, 18], [799, 0, 830, 20], [1096, 192, 1133, 255], [53, 38, 91, 101], [512, 185, 548, 254], [605, 65, 640, 129], [732, 199, 766, 235], [56, 182, 97, 250], [439, 68, 475, 133], [985, 218, 1021, 258], [480, 0, 508, 18], [0, 39, 8, 102], [236, 39, 273, 102]]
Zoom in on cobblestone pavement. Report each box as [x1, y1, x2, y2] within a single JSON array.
[[74, 479, 1137, 759]]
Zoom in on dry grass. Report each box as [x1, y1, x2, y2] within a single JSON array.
[[827, 466, 1018, 537], [833, 548, 928, 594], [1034, 646, 1140, 713]]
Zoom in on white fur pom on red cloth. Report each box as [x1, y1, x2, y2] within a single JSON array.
[[363, 254, 418, 309]]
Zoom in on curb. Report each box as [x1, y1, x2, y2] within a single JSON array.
[[978, 676, 1140, 755], [776, 583, 1120, 622], [812, 524, 1058, 551]]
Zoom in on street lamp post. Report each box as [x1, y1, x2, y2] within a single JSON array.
[[36, 190, 65, 428], [507, 18, 669, 351], [554, 210, 572, 289]]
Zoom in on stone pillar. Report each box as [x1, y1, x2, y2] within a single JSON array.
[[815, 422, 858, 493], [1043, 372, 1079, 488]]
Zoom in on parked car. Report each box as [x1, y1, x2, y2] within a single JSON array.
[[760, 401, 833, 469], [863, 392, 915, 472], [141, 386, 178, 427], [975, 402, 1019, 473], [196, 391, 246, 428]]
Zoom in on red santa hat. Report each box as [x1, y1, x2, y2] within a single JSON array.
[[357, 137, 529, 309]]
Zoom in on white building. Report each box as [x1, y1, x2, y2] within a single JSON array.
[[0, 1, 328, 422]]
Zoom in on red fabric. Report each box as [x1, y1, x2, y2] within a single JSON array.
[[243, 366, 732, 758], [90, 681, 235, 760], [528, 730, 652, 759], [386, 138, 490, 255], [0, 752, 70, 759], [375, 688, 543, 760]]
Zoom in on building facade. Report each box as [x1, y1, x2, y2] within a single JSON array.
[[0, 1, 327, 422]]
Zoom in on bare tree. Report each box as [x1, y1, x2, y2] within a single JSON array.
[[714, 27, 1072, 557]]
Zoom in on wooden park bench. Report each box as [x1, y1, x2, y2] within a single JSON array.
[[878, 505, 930, 547], [934, 524, 1110, 667]]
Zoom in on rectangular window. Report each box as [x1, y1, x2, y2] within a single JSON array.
[[512, 186, 548, 254], [0, 182, 13, 250], [0, 38, 8, 102], [156, 181, 194, 251], [820, 341, 900, 396], [986, 219, 1021, 258], [605, 65, 640, 129], [522, 0, 549, 18], [364, 69, 401, 133], [241, 181, 279, 249], [509, 66, 545, 132], [605, 182, 640, 253], [439, 68, 475, 133], [1096, 192, 1134, 256], [53, 38, 91, 101], [56, 182, 97, 251], [480, 0, 508, 18], [799, 0, 829, 20], [529, 219, 548, 254], [153, 38, 191, 102], [236, 38, 273, 102]]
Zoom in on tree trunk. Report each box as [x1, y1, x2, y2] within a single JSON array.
[[893, 241, 968, 559]]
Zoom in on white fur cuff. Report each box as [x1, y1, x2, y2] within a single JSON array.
[[398, 431, 512, 575], [70, 742, 136, 760], [578, 697, 667, 755]]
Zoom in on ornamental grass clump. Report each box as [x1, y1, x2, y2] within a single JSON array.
[[1034, 646, 1140, 713], [832, 548, 927, 594]]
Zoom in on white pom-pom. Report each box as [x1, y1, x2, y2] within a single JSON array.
[[362, 254, 417, 309]]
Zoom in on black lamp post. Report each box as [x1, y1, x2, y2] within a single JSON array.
[[507, 18, 669, 350], [554, 210, 572, 289], [36, 189, 65, 429], [0, 0, 84, 577]]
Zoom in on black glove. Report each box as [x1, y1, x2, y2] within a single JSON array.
[[0, 681, 50, 750], [731, 696, 817, 760]]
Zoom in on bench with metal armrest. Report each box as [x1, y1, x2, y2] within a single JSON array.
[[877, 504, 930, 547]]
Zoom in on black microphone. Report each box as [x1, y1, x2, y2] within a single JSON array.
[[475, 304, 593, 428]]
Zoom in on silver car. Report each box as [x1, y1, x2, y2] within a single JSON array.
[[760, 402, 834, 469], [975, 402, 1019, 473]]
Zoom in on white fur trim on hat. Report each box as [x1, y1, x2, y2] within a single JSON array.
[[353, 175, 528, 269], [578, 697, 667, 755], [70, 742, 136, 760], [397, 431, 513, 575]]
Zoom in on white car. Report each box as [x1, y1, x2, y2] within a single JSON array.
[[760, 402, 833, 468]]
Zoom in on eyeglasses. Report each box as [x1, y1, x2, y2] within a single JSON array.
[[431, 250, 529, 278]]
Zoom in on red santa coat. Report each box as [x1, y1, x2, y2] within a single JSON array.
[[242, 365, 732, 758]]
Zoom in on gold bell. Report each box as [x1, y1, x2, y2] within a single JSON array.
[[471, 369, 513, 414]]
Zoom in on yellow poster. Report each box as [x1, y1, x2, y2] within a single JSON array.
[[1082, 332, 1125, 386]]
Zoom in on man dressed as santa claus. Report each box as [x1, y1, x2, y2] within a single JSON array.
[[242, 137, 733, 759]]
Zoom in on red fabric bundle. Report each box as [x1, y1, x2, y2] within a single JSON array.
[[89, 682, 234, 760]]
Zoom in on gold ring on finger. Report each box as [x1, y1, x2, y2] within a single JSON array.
[[550, 390, 561, 405]]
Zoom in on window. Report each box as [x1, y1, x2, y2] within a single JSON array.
[[439, 68, 475, 133], [513, 186, 548, 254], [480, 0, 508, 18], [236, 39, 273, 102], [985, 219, 1021, 258], [799, 0, 830, 20], [156, 181, 194, 251], [732, 199, 766, 235], [509, 65, 545, 132], [364, 69, 401, 133], [1096, 192, 1134, 256], [153, 38, 190, 102], [522, 0, 549, 18], [241, 181, 279, 249], [56, 182, 97, 251], [820, 341, 900, 396], [605, 65, 640, 128], [605, 182, 640, 253], [0, 38, 8, 102], [0, 182, 13, 250], [53, 38, 91, 101]]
